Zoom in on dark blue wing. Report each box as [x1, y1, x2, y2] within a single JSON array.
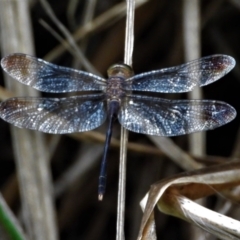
[[1, 53, 106, 93], [0, 94, 107, 133], [118, 95, 236, 136], [124, 55, 235, 93]]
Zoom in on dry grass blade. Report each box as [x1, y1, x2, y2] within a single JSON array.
[[67, 0, 81, 29], [78, 0, 98, 52], [39, 19, 82, 63], [39, 0, 99, 74], [0, 1, 58, 240], [44, 0, 148, 62], [54, 143, 103, 197], [230, 0, 240, 10], [173, 196, 240, 240], [150, 136, 203, 170], [138, 161, 240, 240]]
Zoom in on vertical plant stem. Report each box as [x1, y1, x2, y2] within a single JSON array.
[[117, 1, 135, 240], [183, 0, 205, 156], [0, 1, 58, 240], [183, 1, 205, 240], [124, 0, 135, 65]]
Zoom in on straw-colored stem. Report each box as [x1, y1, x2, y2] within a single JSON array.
[[117, 0, 135, 239], [183, 1, 205, 239], [183, 0, 205, 156], [0, 1, 58, 240]]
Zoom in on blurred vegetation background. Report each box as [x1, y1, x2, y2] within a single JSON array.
[[0, 0, 240, 240]]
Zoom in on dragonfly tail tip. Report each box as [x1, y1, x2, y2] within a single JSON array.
[[98, 194, 103, 201]]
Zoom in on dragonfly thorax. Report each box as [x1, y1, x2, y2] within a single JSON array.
[[106, 77, 126, 102], [107, 63, 133, 79], [106, 63, 133, 102]]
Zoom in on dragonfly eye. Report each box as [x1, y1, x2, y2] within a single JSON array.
[[107, 63, 134, 78]]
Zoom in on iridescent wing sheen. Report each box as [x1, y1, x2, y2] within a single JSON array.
[[0, 53, 106, 93], [0, 94, 107, 133], [124, 55, 235, 93], [118, 95, 236, 136]]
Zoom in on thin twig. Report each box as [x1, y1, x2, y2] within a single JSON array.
[[73, 0, 98, 69], [79, 0, 98, 52], [39, 0, 99, 74], [44, 0, 147, 63], [39, 19, 79, 58], [67, 0, 80, 29]]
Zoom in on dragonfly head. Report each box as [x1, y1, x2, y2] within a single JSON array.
[[107, 63, 134, 79]]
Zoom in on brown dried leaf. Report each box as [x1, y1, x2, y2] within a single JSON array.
[[138, 161, 240, 240]]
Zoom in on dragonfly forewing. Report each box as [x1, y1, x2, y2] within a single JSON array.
[[118, 95, 236, 136], [124, 55, 235, 93], [1, 53, 106, 93], [0, 94, 107, 134]]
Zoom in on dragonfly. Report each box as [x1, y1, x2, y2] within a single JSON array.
[[0, 53, 236, 200]]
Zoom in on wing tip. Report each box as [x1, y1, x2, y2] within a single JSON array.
[[227, 103, 237, 122], [1, 53, 22, 71], [1, 56, 8, 70], [200, 54, 236, 87], [221, 54, 236, 72], [211, 54, 236, 73], [215, 101, 237, 125]]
